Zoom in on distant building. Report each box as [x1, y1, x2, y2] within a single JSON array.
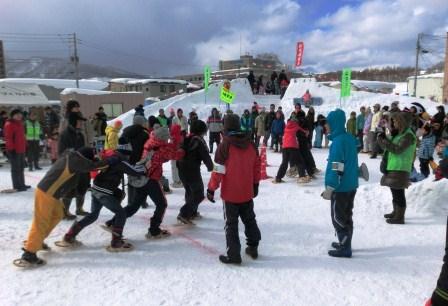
[[60, 88, 144, 119], [109, 78, 187, 100], [0, 41, 5, 78], [407, 73, 444, 102], [175, 54, 300, 86]]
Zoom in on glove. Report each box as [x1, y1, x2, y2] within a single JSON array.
[[105, 155, 120, 166], [206, 189, 215, 203], [321, 187, 335, 200], [253, 183, 259, 198]]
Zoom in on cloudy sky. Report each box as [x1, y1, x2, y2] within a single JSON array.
[[1, 0, 447, 76]]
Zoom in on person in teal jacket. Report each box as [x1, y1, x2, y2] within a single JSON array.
[[240, 109, 252, 134], [322, 108, 359, 258]]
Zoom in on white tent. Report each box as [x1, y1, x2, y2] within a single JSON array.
[[0, 83, 54, 106]]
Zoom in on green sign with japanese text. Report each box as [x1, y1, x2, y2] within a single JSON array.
[[340, 68, 352, 98], [203, 65, 211, 92], [220, 87, 235, 104]]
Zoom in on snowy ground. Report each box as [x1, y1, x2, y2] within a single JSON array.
[[1, 149, 447, 305]]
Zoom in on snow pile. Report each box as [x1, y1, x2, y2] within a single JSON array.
[[114, 78, 255, 128], [61, 88, 140, 96], [281, 78, 439, 117], [407, 179, 448, 215]]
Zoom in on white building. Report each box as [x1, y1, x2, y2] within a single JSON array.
[[407, 73, 444, 102]]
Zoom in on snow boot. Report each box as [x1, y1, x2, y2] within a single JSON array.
[[56, 221, 83, 247], [145, 228, 171, 239], [384, 205, 396, 219], [386, 206, 406, 224], [297, 176, 311, 184], [358, 163, 369, 181], [75, 196, 89, 216], [177, 215, 195, 225], [219, 255, 242, 265], [63, 198, 76, 220], [328, 232, 352, 258], [13, 249, 46, 268], [245, 246, 258, 259], [192, 212, 202, 220], [107, 227, 133, 252], [272, 178, 284, 184], [286, 167, 298, 178]]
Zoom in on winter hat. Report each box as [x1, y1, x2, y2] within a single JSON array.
[[440, 159, 448, 179], [68, 112, 86, 127], [117, 136, 132, 155], [9, 108, 22, 118], [148, 115, 160, 129], [153, 126, 170, 141], [77, 147, 95, 161], [113, 120, 123, 129], [224, 114, 241, 133], [66, 100, 80, 112], [133, 115, 147, 126], [190, 120, 207, 136]]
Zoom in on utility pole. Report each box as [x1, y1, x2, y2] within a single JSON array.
[[413, 33, 422, 97], [443, 32, 448, 104], [71, 33, 80, 88]]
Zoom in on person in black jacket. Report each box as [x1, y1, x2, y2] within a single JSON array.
[[58, 112, 90, 219], [60, 146, 146, 252], [120, 115, 150, 205], [264, 104, 276, 148], [177, 120, 214, 224]]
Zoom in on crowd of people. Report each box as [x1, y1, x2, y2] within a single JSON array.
[[247, 70, 290, 98], [3, 97, 448, 304]]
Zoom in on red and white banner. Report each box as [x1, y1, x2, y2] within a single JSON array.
[[295, 41, 304, 67]]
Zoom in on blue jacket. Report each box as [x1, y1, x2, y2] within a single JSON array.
[[356, 114, 365, 131], [271, 119, 285, 135], [241, 116, 252, 132], [417, 133, 435, 160], [325, 109, 359, 192]]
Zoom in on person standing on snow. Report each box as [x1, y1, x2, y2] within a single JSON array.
[[207, 108, 224, 154], [104, 120, 122, 150], [240, 109, 253, 135], [356, 107, 366, 152], [25, 111, 43, 171], [377, 112, 417, 225], [362, 107, 373, 153], [369, 104, 382, 159], [177, 120, 214, 224], [171, 108, 188, 188], [4, 109, 29, 191], [321, 108, 359, 258], [264, 104, 276, 148], [207, 114, 261, 264], [254, 107, 267, 148]]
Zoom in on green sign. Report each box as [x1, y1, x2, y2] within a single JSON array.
[[340, 68, 352, 98], [203, 65, 211, 92], [220, 87, 235, 104]]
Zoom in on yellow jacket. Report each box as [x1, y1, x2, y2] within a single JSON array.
[[104, 125, 121, 150]]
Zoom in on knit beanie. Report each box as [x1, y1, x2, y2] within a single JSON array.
[[77, 147, 95, 161], [190, 120, 207, 136], [133, 115, 147, 126], [10, 109, 22, 118], [224, 114, 241, 133], [153, 126, 170, 141]]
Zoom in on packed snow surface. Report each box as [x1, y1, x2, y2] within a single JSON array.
[[0, 150, 446, 305]]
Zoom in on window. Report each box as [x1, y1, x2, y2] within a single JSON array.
[[101, 103, 123, 119], [160, 85, 166, 93], [169, 85, 175, 92]]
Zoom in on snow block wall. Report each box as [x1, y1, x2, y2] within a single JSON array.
[[114, 78, 256, 128], [281, 78, 439, 117]]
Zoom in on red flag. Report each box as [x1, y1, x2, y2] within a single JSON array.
[[295, 41, 304, 67]]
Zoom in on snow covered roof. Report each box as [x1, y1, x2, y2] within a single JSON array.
[[0, 78, 108, 90], [187, 82, 201, 89], [0, 83, 52, 106], [407, 73, 444, 80], [351, 80, 396, 90], [109, 78, 188, 85], [61, 88, 141, 96]]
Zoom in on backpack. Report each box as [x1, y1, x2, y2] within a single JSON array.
[[128, 150, 154, 188]]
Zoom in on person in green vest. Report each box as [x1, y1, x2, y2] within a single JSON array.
[[346, 111, 357, 137], [377, 111, 417, 224], [157, 109, 169, 127], [26, 111, 43, 171]]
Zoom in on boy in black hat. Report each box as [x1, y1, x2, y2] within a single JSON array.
[[177, 120, 214, 224], [60, 140, 146, 252]]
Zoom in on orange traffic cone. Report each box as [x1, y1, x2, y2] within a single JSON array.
[[259, 144, 271, 180]]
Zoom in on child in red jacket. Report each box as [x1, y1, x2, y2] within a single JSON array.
[[207, 114, 261, 264]]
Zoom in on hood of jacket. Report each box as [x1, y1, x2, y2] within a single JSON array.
[[327, 109, 346, 140]]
